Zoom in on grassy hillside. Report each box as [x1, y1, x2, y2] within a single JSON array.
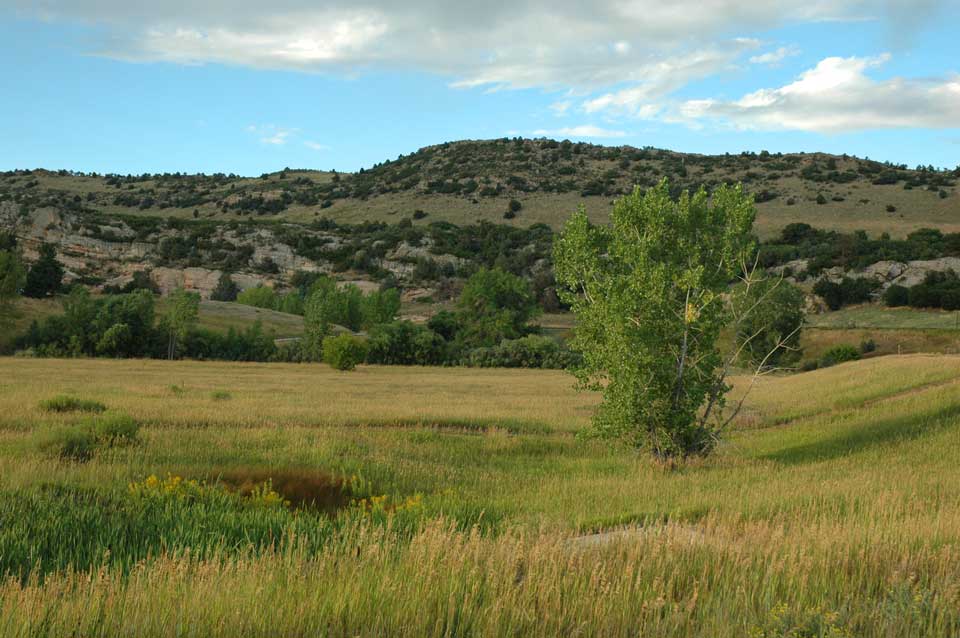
[[159, 299, 305, 338], [3, 139, 957, 238], [1, 355, 960, 635]]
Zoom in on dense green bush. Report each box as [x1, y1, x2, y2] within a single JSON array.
[[236, 285, 277, 309], [819, 344, 861, 368], [883, 284, 910, 307], [464, 335, 578, 369], [812, 277, 879, 310], [365, 321, 447, 365], [904, 271, 960, 310], [182, 322, 277, 361], [322, 334, 368, 371]]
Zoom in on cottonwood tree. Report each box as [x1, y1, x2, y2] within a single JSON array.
[[555, 180, 794, 462], [0, 234, 26, 332], [163, 288, 200, 360]]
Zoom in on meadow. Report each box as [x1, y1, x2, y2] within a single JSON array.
[[0, 355, 959, 635]]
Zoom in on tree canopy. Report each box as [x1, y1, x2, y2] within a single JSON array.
[[554, 180, 756, 461]]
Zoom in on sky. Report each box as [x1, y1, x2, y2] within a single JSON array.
[[1, 1, 958, 175]]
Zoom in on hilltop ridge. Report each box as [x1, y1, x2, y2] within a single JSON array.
[[2, 138, 958, 238]]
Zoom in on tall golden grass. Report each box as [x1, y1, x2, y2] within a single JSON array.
[[0, 354, 959, 635]]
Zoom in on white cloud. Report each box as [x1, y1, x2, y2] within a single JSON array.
[[749, 45, 801, 66], [246, 124, 297, 145], [9, 1, 940, 91], [674, 54, 960, 132], [580, 46, 756, 118], [532, 125, 626, 139], [304, 141, 329, 151]]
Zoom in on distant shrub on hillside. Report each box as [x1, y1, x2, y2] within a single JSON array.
[[812, 277, 879, 310]]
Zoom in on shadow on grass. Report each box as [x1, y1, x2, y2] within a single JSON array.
[[763, 401, 960, 466]]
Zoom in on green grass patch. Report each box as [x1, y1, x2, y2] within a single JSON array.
[[38, 396, 107, 414]]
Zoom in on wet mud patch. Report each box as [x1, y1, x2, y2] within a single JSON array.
[[213, 468, 355, 514]]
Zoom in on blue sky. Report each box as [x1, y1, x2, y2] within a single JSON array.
[[1, 1, 958, 175]]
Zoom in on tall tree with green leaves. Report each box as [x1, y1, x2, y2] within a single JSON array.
[[0, 233, 26, 334], [456, 268, 539, 348], [163, 288, 200, 360], [23, 243, 64, 298], [554, 180, 757, 461]]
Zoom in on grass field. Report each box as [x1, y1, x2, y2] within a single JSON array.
[[1, 355, 959, 635], [802, 305, 960, 360]]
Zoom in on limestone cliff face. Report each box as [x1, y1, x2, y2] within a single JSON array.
[[0, 203, 330, 298]]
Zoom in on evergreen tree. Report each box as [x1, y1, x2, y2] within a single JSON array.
[[23, 243, 64, 298], [211, 272, 240, 302]]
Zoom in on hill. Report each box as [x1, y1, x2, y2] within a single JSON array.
[[3, 139, 958, 238]]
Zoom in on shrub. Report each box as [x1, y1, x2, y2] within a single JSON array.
[[35, 412, 139, 461], [465, 335, 579, 369], [322, 334, 368, 371], [815, 193, 827, 205], [819, 344, 861, 368], [39, 396, 107, 414], [90, 413, 140, 447], [883, 284, 909, 307], [813, 277, 880, 310], [886, 204, 897, 212], [211, 390, 232, 401], [236, 285, 276, 310], [365, 321, 446, 365], [36, 426, 98, 462], [860, 339, 877, 354]]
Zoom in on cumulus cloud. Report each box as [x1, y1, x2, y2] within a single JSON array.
[[674, 54, 960, 132], [7, 0, 938, 90], [11, 0, 954, 135], [532, 125, 626, 139]]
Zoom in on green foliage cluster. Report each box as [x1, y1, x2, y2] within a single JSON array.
[[322, 334, 368, 371], [0, 232, 26, 332], [760, 224, 960, 276], [554, 180, 756, 460], [734, 279, 805, 369], [813, 277, 881, 310], [464, 335, 578, 369], [18, 288, 279, 362], [885, 270, 960, 310]]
